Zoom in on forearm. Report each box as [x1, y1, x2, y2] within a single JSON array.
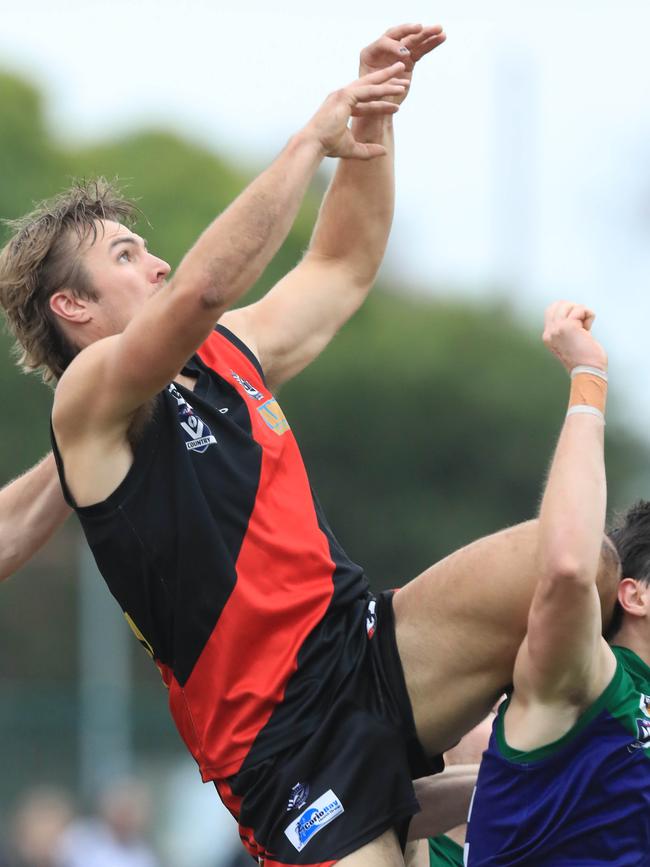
[[172, 132, 324, 312], [538, 314, 609, 583], [409, 767, 478, 840], [307, 115, 394, 286], [0, 453, 71, 581], [538, 411, 606, 582], [523, 314, 610, 695], [523, 409, 608, 695]]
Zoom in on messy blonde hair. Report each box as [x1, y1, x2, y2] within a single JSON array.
[[0, 178, 137, 384]]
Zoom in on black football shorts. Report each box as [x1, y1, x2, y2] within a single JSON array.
[[216, 591, 443, 865]]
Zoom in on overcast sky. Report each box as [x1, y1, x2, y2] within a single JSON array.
[[2, 0, 650, 429]]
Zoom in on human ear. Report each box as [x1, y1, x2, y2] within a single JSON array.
[[49, 290, 92, 324], [617, 577, 648, 618]]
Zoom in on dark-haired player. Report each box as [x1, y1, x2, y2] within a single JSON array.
[[465, 302, 650, 865]]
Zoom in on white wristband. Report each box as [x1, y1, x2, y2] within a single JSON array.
[[566, 404, 605, 422], [570, 365, 608, 382]]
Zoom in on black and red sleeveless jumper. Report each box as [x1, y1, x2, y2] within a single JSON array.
[[51, 326, 370, 780]]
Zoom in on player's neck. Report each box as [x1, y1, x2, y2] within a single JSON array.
[[174, 371, 197, 392], [613, 620, 650, 668]]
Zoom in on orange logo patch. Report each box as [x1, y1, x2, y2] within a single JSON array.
[[258, 399, 290, 435]]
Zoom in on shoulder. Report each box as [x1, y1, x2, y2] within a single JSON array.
[[199, 320, 266, 386], [52, 336, 120, 426], [504, 643, 620, 756], [218, 308, 261, 369], [513, 636, 617, 711]]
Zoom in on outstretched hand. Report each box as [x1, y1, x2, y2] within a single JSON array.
[[304, 62, 409, 160], [542, 301, 608, 372], [359, 23, 446, 106]]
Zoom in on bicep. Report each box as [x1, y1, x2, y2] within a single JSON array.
[[224, 256, 368, 389], [517, 579, 607, 702]]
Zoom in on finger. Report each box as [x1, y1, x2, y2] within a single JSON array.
[[408, 32, 447, 60], [554, 300, 575, 320], [545, 300, 564, 320], [403, 24, 444, 45], [351, 82, 406, 102], [378, 35, 412, 57], [384, 23, 423, 40], [568, 306, 596, 330], [403, 26, 444, 49], [359, 61, 406, 84], [417, 32, 447, 50], [351, 101, 401, 117], [544, 301, 566, 330], [383, 78, 411, 93], [361, 35, 411, 65], [347, 142, 388, 160], [567, 305, 589, 322]]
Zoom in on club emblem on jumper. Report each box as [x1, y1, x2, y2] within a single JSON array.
[[628, 717, 650, 752], [284, 790, 344, 852], [287, 782, 310, 812], [640, 694, 650, 718], [258, 398, 290, 436], [366, 599, 377, 639], [168, 383, 217, 453], [231, 370, 265, 401]]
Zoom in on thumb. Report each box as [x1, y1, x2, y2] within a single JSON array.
[[350, 142, 387, 160]]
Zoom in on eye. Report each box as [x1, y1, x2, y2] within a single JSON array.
[[118, 249, 131, 263]]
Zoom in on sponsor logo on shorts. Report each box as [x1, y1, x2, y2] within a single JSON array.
[[366, 599, 377, 639], [627, 717, 650, 753], [286, 782, 310, 812], [231, 371, 265, 401], [284, 789, 344, 852], [169, 383, 217, 453]]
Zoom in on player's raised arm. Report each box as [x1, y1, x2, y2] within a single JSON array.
[[223, 24, 446, 390], [0, 453, 70, 581], [512, 302, 616, 716], [49, 63, 408, 436]]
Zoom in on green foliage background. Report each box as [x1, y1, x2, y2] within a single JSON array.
[[0, 71, 646, 805]]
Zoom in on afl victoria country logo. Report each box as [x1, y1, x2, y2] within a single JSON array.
[[168, 383, 217, 454]]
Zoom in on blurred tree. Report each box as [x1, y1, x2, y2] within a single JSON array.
[[0, 74, 69, 479], [0, 72, 66, 221]]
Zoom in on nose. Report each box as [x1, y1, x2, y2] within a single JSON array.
[[150, 254, 171, 283]]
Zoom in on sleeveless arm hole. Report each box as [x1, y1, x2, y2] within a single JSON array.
[[215, 324, 267, 385], [49, 420, 78, 509]]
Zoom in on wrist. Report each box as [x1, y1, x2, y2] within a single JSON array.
[[351, 114, 394, 143], [567, 366, 608, 422], [287, 128, 328, 162]]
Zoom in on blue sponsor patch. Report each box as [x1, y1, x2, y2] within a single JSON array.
[[284, 789, 344, 852]]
